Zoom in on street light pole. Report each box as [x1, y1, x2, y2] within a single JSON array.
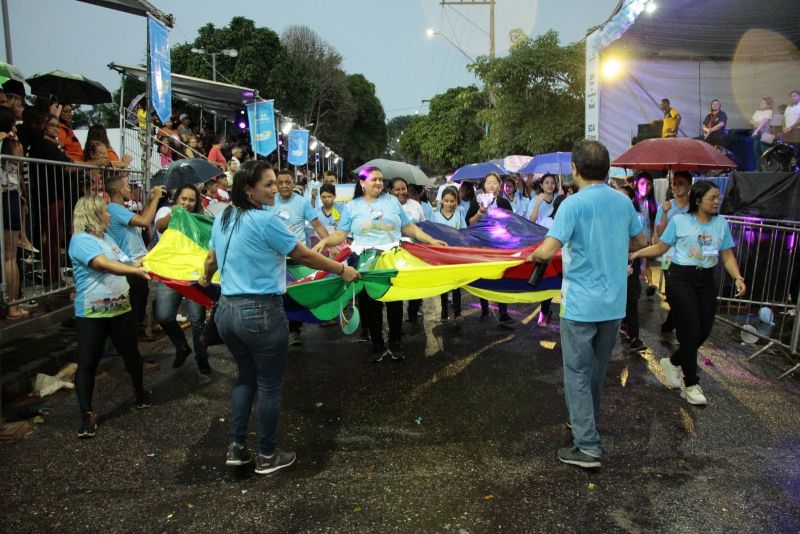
[[426, 29, 474, 62]]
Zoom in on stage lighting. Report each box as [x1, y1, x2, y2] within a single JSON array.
[[602, 57, 623, 80], [645, 2, 657, 14]]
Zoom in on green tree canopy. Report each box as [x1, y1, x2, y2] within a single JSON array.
[[340, 74, 387, 169], [399, 86, 487, 175], [470, 30, 584, 158]]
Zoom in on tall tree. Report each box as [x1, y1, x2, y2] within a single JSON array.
[[279, 25, 356, 142], [170, 17, 288, 105], [399, 86, 487, 175], [340, 74, 387, 169], [470, 30, 584, 157]]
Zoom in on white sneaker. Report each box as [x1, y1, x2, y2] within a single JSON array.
[[660, 358, 682, 389], [681, 384, 708, 406]]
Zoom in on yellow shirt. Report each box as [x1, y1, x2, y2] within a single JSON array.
[[662, 107, 680, 137]]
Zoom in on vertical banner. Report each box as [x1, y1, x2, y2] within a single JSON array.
[[287, 129, 309, 166], [148, 14, 172, 125], [585, 30, 600, 141], [246, 100, 277, 157]]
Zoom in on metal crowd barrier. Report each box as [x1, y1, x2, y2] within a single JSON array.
[[716, 215, 800, 378], [0, 154, 145, 310]]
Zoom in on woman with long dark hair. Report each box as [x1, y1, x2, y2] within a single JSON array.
[[634, 171, 658, 295], [631, 180, 746, 405], [312, 166, 446, 361], [465, 172, 514, 323], [155, 184, 211, 374], [199, 161, 359, 474]]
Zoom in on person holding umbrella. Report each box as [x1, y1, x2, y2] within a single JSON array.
[[631, 180, 746, 406]]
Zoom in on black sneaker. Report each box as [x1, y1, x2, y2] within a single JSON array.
[[197, 359, 212, 375], [645, 284, 657, 297], [371, 346, 387, 363], [135, 390, 152, 410], [359, 329, 370, 342], [558, 446, 601, 468], [173, 346, 192, 369], [225, 443, 251, 466], [77, 412, 97, 439], [289, 332, 303, 347], [254, 450, 296, 475], [389, 341, 405, 361], [629, 338, 645, 351], [498, 314, 514, 324]]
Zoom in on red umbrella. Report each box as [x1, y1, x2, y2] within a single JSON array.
[[612, 138, 737, 171]]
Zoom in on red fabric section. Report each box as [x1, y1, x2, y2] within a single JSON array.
[[401, 242, 562, 279]]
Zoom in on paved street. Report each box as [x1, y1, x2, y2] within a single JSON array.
[[1, 294, 799, 533]]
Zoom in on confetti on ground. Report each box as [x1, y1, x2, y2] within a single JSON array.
[[540, 341, 557, 350]]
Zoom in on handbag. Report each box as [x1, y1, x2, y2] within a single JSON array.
[[199, 216, 236, 347]]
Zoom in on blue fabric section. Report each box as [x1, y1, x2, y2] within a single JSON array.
[[469, 275, 561, 292], [419, 207, 549, 249]]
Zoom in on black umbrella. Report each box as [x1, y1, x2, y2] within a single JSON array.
[[26, 70, 112, 105], [152, 158, 225, 191]]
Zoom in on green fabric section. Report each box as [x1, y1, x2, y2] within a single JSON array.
[[168, 206, 214, 248]]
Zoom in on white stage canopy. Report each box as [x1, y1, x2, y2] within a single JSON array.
[[585, 0, 800, 159]]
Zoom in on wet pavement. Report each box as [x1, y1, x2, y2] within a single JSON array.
[[1, 293, 799, 533]]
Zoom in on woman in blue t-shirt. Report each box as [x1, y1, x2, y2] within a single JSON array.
[[68, 196, 153, 439], [312, 166, 447, 363], [632, 181, 746, 406], [199, 160, 359, 475]]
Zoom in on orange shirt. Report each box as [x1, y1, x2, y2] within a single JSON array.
[[58, 122, 83, 162]]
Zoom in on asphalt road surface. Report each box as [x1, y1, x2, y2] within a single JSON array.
[[2, 294, 799, 533]]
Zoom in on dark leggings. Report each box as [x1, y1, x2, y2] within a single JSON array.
[[439, 290, 462, 318], [480, 299, 507, 317], [666, 265, 717, 387], [623, 275, 641, 339], [75, 311, 144, 413], [359, 292, 402, 350], [126, 275, 150, 326]]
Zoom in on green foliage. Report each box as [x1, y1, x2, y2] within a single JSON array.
[[470, 30, 585, 158], [399, 86, 487, 175], [340, 74, 387, 169], [385, 114, 417, 160]]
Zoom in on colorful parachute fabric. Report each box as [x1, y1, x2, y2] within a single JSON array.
[[144, 206, 562, 323]]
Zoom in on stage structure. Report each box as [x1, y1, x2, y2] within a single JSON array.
[[585, 0, 800, 161]]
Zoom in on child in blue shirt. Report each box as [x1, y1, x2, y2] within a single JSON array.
[[432, 187, 465, 325]]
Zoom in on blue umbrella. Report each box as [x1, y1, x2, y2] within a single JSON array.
[[518, 152, 572, 175], [451, 161, 506, 182]]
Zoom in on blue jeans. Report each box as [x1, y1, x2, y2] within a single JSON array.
[[154, 283, 208, 363], [215, 294, 288, 456], [559, 317, 621, 458]]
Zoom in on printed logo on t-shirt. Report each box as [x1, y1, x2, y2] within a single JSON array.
[[84, 293, 131, 318]]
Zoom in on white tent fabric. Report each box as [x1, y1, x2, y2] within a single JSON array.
[[598, 58, 800, 160]]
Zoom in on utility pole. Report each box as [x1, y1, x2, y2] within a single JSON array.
[[439, 0, 495, 59]]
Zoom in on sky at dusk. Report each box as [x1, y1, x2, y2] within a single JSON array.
[[7, 0, 620, 119]]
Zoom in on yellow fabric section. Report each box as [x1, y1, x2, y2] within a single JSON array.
[[464, 286, 561, 305], [372, 247, 524, 302], [143, 228, 221, 283]]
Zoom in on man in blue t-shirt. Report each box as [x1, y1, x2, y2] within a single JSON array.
[[653, 170, 691, 335], [529, 140, 646, 469], [266, 169, 330, 347], [106, 176, 165, 370]]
